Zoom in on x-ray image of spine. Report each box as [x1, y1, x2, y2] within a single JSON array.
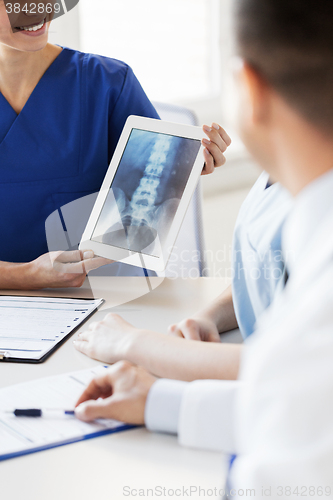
[[92, 129, 201, 257], [119, 135, 173, 251]]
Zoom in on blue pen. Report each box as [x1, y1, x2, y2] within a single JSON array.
[[5, 409, 75, 418]]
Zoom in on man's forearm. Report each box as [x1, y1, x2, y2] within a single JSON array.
[[127, 329, 242, 381], [196, 285, 238, 333]]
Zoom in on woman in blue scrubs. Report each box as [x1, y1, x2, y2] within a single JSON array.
[[0, 2, 228, 289]]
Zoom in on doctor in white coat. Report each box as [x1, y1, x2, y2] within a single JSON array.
[[74, 0, 333, 497]]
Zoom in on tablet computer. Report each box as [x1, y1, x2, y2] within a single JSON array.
[[79, 116, 204, 272]]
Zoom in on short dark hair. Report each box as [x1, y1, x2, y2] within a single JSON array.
[[234, 0, 333, 133]]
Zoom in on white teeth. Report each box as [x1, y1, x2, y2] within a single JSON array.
[[19, 19, 45, 32]]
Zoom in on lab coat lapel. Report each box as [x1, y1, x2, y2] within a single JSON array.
[[256, 205, 333, 333], [288, 205, 333, 293]]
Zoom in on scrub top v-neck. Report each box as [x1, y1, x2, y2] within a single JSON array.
[[232, 171, 293, 339], [0, 47, 158, 263]]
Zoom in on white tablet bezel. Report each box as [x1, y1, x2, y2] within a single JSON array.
[[79, 115, 204, 272]]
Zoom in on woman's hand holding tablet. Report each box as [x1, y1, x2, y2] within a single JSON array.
[[27, 250, 112, 289], [80, 116, 231, 273], [202, 122, 232, 175], [0, 250, 111, 290]]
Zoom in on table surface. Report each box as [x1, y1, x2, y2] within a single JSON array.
[[0, 277, 232, 500]]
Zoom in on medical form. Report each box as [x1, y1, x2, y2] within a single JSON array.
[[0, 296, 104, 363]]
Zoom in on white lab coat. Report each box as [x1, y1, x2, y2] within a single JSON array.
[[145, 169, 333, 499]]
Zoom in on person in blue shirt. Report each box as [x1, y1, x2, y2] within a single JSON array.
[[230, 171, 292, 338], [0, 2, 227, 289]]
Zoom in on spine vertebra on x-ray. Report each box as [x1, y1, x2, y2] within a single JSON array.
[[103, 135, 174, 253]]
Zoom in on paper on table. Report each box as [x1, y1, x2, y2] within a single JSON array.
[[0, 296, 103, 361], [0, 365, 131, 461]]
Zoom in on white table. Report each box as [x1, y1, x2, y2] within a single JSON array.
[[0, 278, 234, 500]]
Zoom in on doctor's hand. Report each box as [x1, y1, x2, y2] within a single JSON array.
[[168, 316, 221, 343], [73, 313, 141, 364], [75, 361, 156, 424], [28, 250, 111, 289], [201, 123, 232, 175]]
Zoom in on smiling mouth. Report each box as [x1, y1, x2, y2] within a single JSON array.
[[15, 17, 46, 32]]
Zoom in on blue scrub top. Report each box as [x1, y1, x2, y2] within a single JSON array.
[[232, 172, 293, 339], [0, 47, 159, 263]]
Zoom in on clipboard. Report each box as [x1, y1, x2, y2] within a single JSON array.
[[0, 423, 135, 462], [0, 296, 104, 364], [0, 366, 136, 462]]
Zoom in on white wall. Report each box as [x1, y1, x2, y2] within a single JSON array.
[[47, 3, 80, 50], [48, 1, 226, 125]]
